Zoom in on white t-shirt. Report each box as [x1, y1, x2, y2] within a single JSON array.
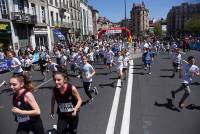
[[106, 50, 114, 63], [88, 52, 94, 62], [123, 56, 129, 68], [114, 56, 124, 69], [0, 52, 4, 60], [182, 64, 199, 84], [172, 53, 182, 64], [48, 63, 58, 72], [80, 63, 94, 82], [11, 57, 23, 73], [21, 58, 32, 67]]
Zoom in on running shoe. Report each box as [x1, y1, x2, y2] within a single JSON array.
[[88, 98, 94, 104], [93, 87, 98, 95]]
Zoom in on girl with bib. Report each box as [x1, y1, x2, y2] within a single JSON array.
[[11, 75, 44, 134], [50, 72, 82, 134]]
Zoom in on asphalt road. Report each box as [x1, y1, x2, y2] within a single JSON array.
[[0, 49, 199, 134]]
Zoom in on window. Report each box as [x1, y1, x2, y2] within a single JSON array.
[[41, 6, 45, 23], [55, 0, 58, 7], [31, 3, 36, 15], [0, 0, 8, 19], [50, 11, 54, 25], [49, 0, 53, 5], [18, 0, 25, 13], [56, 13, 59, 24]]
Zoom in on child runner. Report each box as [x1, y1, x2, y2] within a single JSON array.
[[11, 75, 44, 134], [171, 48, 182, 78], [142, 47, 154, 74], [50, 72, 82, 134], [113, 51, 124, 85], [171, 56, 200, 108], [78, 55, 98, 103]]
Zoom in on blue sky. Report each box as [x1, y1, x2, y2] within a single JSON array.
[[88, 0, 199, 22]]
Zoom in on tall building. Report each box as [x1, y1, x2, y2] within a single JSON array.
[[130, 2, 149, 36], [48, 0, 71, 48], [91, 7, 99, 36], [9, 0, 37, 52], [87, 6, 93, 35], [69, 0, 81, 41], [80, 0, 89, 38], [29, 0, 49, 51], [167, 2, 200, 36], [0, 0, 12, 51]]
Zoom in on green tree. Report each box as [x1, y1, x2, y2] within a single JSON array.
[[154, 23, 162, 38], [184, 15, 200, 33]]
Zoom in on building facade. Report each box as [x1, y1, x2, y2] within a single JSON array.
[[87, 6, 93, 35], [48, 0, 71, 49], [69, 0, 81, 41], [0, 0, 12, 51], [130, 2, 149, 36], [167, 2, 200, 36], [91, 7, 99, 36], [80, 0, 89, 38]]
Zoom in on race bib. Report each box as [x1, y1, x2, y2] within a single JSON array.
[[16, 115, 30, 123], [58, 103, 74, 113]]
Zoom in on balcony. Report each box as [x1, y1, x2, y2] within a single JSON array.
[[1, 14, 9, 19], [11, 12, 37, 24]]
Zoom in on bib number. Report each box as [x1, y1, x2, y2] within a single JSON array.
[[17, 115, 30, 123], [58, 103, 74, 113]]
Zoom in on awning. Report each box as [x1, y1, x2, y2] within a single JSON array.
[[53, 29, 65, 40]]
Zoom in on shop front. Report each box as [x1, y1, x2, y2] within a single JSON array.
[[34, 26, 49, 51], [0, 22, 12, 51]]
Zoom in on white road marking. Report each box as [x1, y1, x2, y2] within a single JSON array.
[[106, 79, 122, 134], [120, 60, 134, 134], [36, 78, 53, 89]]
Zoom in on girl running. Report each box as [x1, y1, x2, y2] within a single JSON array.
[[11, 75, 44, 134], [50, 72, 82, 134]]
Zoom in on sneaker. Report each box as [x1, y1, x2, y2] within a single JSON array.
[[88, 98, 94, 104], [171, 91, 175, 99], [93, 87, 98, 95], [148, 72, 152, 75], [179, 103, 185, 109]]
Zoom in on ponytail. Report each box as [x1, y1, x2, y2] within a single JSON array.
[[11, 75, 36, 92]]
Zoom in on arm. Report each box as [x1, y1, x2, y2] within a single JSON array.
[[50, 90, 56, 119], [71, 85, 82, 116], [89, 66, 96, 78], [12, 92, 41, 116]]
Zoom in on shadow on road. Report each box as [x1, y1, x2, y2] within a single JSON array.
[[132, 67, 143, 70], [99, 81, 116, 88], [95, 67, 105, 70], [133, 64, 143, 67], [154, 98, 180, 112], [132, 72, 145, 75], [96, 72, 108, 76], [160, 75, 173, 78], [160, 69, 173, 72], [38, 86, 54, 90], [186, 104, 200, 110]]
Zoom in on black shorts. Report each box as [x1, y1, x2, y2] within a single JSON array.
[[24, 66, 31, 71], [173, 62, 180, 69], [123, 68, 128, 72]]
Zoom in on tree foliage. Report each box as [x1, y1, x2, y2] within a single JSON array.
[[184, 15, 200, 33], [154, 23, 162, 37]]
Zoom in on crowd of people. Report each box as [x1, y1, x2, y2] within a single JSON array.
[[0, 35, 199, 134]]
